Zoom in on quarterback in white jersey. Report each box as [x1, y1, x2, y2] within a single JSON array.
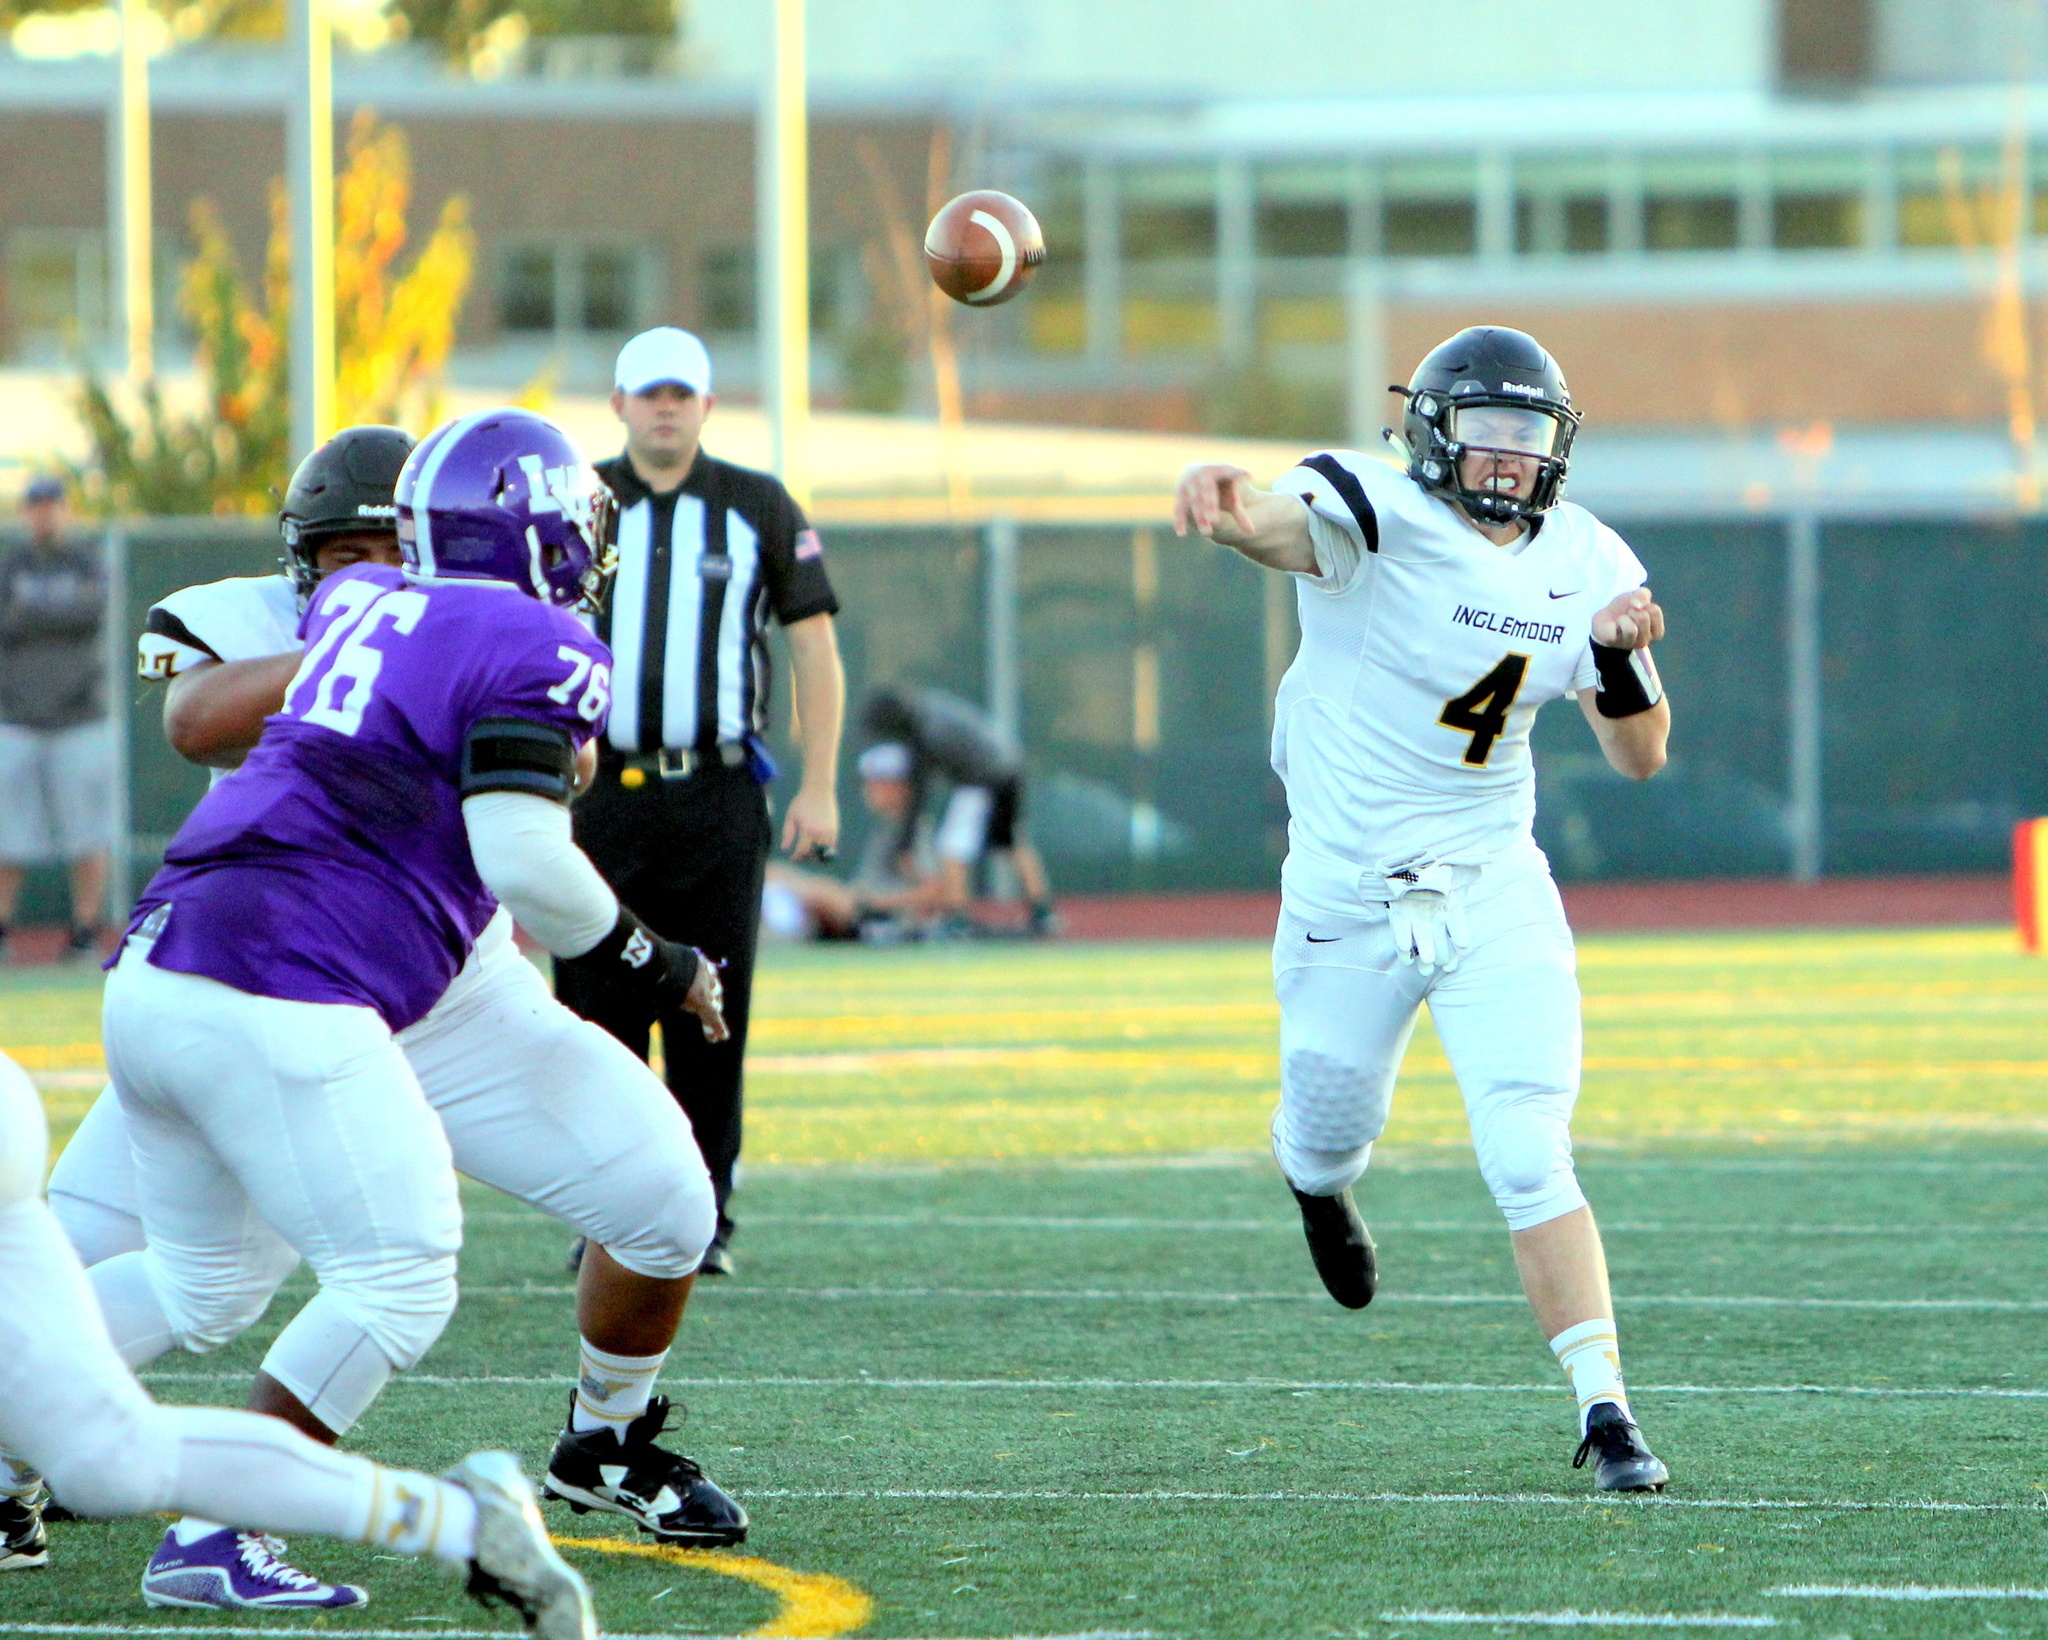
[[1175, 326, 1672, 1492], [36, 426, 743, 1608]]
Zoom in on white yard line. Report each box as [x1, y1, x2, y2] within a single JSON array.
[[135, 1371, 2048, 1399], [1376, 1614, 1779, 1630], [1770, 1584, 2048, 1601], [615, 1212, 2048, 1237], [458, 1283, 2048, 1310], [732, 1488, 2021, 1513]]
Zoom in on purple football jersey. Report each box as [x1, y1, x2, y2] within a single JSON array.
[[127, 564, 611, 1029]]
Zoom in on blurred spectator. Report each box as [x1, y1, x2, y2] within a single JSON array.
[[761, 742, 944, 941], [0, 477, 112, 958], [861, 685, 1058, 936]]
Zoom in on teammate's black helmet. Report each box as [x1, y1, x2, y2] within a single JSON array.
[[1397, 327, 1579, 525], [278, 425, 416, 597]]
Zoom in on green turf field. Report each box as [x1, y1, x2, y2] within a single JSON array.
[[10, 926, 2048, 1638]]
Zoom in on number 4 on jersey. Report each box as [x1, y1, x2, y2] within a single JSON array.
[[1438, 653, 1530, 767]]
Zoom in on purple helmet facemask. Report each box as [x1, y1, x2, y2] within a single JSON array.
[[396, 407, 616, 610]]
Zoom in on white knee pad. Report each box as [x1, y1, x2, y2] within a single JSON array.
[[311, 1249, 459, 1373], [1278, 1048, 1391, 1153], [1271, 1104, 1372, 1198], [595, 1147, 718, 1281], [260, 1295, 407, 1435], [1471, 1087, 1587, 1232], [38, 1397, 181, 1520]]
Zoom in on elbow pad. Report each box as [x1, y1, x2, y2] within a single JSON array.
[[555, 906, 702, 1009], [1589, 642, 1663, 719], [461, 718, 577, 802]]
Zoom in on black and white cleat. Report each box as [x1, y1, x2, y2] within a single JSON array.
[[1572, 1401, 1670, 1493], [0, 1489, 47, 1571], [542, 1396, 747, 1547], [1291, 1185, 1376, 1310]]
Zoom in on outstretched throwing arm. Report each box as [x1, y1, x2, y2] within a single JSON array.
[[1172, 463, 1318, 574]]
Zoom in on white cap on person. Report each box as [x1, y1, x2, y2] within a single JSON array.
[[615, 327, 713, 396], [858, 743, 913, 782]]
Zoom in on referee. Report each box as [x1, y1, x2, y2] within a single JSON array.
[[561, 326, 845, 1276]]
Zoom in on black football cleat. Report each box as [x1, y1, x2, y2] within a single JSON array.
[[696, 1239, 735, 1278], [1291, 1185, 1376, 1309], [541, 1396, 747, 1547], [1572, 1401, 1670, 1493], [0, 1489, 48, 1571]]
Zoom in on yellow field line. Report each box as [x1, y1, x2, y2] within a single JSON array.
[[556, 1535, 873, 1638]]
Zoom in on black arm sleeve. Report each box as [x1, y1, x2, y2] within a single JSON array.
[[553, 905, 701, 1006], [460, 717, 578, 802]]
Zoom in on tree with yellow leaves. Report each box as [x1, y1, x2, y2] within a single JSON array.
[[71, 111, 472, 516]]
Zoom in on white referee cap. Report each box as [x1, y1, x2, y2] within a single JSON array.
[[615, 327, 713, 396], [858, 742, 913, 782]]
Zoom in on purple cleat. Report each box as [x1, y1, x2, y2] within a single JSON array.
[[141, 1526, 368, 1609]]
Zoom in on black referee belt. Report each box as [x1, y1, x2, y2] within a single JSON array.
[[611, 742, 749, 787]]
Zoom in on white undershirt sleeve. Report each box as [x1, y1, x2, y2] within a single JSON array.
[[1301, 507, 1363, 590], [461, 791, 619, 958]]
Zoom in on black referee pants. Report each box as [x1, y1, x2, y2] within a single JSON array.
[[556, 759, 770, 1244]]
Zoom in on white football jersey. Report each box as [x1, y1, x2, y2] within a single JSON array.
[[136, 574, 300, 681], [1269, 449, 1646, 917]]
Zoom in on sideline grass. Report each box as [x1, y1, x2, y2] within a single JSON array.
[[10, 927, 2048, 1638]]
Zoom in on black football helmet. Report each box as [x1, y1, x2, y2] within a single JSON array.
[[279, 425, 417, 597], [1396, 326, 1579, 524]]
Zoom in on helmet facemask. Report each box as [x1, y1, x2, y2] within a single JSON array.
[[1404, 391, 1579, 525]]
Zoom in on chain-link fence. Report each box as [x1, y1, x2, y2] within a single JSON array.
[[7, 507, 2031, 921]]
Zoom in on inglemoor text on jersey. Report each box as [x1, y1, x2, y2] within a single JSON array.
[[1449, 605, 1567, 645]]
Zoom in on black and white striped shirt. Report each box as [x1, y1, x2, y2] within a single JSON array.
[[593, 452, 839, 755]]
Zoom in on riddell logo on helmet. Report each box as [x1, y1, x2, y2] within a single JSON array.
[[1496, 382, 1548, 398]]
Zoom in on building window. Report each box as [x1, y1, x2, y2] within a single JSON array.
[[1257, 201, 1347, 258], [500, 248, 555, 333], [1123, 203, 1216, 261], [497, 242, 658, 337], [701, 247, 754, 332], [1644, 195, 1739, 251], [1773, 192, 1862, 249], [5, 231, 106, 362], [1515, 194, 1609, 254], [1385, 199, 1476, 257]]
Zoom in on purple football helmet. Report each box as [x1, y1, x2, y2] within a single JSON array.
[[396, 407, 615, 610]]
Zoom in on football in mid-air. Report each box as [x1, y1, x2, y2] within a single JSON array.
[[924, 190, 1045, 307]]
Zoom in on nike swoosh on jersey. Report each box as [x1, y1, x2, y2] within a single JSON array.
[[1305, 933, 1343, 943], [1548, 589, 1580, 599]]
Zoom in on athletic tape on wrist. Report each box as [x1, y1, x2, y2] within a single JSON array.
[[1590, 641, 1662, 719]]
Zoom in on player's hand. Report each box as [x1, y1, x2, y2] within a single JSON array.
[[683, 955, 730, 1043], [1593, 586, 1664, 650], [1173, 463, 1258, 541], [781, 782, 840, 862]]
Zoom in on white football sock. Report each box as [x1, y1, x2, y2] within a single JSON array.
[[163, 1406, 474, 1568], [570, 1339, 667, 1438], [1549, 1318, 1629, 1432], [170, 1515, 227, 1545]]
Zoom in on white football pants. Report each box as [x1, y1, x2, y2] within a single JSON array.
[[0, 1052, 387, 1537], [55, 916, 715, 1429], [95, 945, 464, 1432], [1271, 845, 1588, 1231]]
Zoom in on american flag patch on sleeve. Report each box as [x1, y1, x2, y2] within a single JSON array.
[[795, 528, 823, 561]]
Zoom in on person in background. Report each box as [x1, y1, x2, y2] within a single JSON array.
[[0, 476, 112, 959], [862, 685, 1057, 936], [761, 742, 944, 942]]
